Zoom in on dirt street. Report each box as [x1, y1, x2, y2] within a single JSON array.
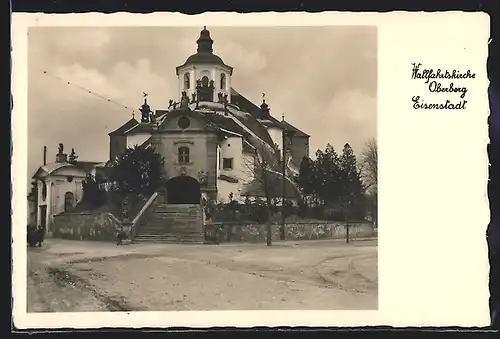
[[27, 238, 377, 312]]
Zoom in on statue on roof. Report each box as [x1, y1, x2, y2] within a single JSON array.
[[209, 79, 215, 88], [58, 143, 64, 154], [180, 91, 190, 108], [140, 97, 151, 123], [223, 93, 228, 104], [217, 92, 223, 103], [191, 92, 197, 104], [168, 99, 173, 108], [68, 148, 78, 164]]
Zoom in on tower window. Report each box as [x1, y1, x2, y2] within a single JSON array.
[[184, 73, 190, 89], [201, 76, 209, 87], [220, 73, 226, 90], [222, 158, 234, 170], [178, 146, 190, 165]]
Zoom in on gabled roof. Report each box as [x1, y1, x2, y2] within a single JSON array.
[[125, 123, 154, 135], [109, 117, 139, 136], [155, 110, 168, 119], [280, 120, 310, 137], [230, 87, 309, 138]]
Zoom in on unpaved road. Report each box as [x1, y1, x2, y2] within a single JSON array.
[[27, 238, 377, 312]]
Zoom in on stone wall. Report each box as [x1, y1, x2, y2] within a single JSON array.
[[53, 212, 122, 241], [207, 222, 377, 243]]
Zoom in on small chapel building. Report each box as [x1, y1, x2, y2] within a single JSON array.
[[30, 145, 106, 233]]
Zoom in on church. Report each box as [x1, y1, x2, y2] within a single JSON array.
[[30, 27, 310, 233]]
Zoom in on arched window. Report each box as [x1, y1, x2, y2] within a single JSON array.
[[201, 76, 209, 87], [178, 146, 190, 165], [41, 181, 47, 201], [64, 192, 75, 212], [183, 73, 190, 89], [220, 73, 226, 90]]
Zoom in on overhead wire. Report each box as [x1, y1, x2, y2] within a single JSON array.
[[38, 68, 137, 117]]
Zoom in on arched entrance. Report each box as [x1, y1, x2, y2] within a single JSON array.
[[166, 175, 201, 204], [64, 192, 75, 212]]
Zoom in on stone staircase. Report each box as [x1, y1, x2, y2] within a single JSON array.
[[134, 204, 204, 244]]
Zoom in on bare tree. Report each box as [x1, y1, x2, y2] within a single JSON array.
[[240, 143, 282, 246], [360, 138, 378, 193], [360, 138, 378, 225]]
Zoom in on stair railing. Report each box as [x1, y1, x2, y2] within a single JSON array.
[[128, 192, 162, 240]]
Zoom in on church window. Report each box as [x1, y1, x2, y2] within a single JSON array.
[[220, 73, 226, 90], [184, 73, 190, 89], [177, 116, 191, 129], [201, 76, 209, 87], [222, 158, 234, 170], [178, 147, 190, 165]]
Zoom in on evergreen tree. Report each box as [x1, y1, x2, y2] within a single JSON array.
[[339, 143, 365, 219], [298, 156, 315, 195], [315, 144, 342, 205]]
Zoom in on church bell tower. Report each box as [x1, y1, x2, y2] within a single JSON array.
[[175, 27, 234, 104]]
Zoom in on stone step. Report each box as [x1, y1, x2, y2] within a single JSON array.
[[155, 205, 200, 212], [142, 225, 203, 231], [134, 233, 204, 244], [134, 240, 204, 244], [153, 212, 201, 217], [150, 214, 201, 221], [139, 228, 203, 235], [145, 220, 201, 228]]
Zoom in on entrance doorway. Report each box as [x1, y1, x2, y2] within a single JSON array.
[[166, 175, 201, 204]]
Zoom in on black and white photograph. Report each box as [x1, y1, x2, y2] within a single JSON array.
[[25, 24, 378, 312]]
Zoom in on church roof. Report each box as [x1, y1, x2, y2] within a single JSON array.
[[230, 87, 309, 138], [280, 120, 310, 137], [240, 169, 301, 199], [109, 117, 139, 136], [204, 113, 248, 137], [125, 122, 154, 135], [155, 110, 169, 119]]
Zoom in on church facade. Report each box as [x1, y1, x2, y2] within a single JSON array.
[[109, 27, 310, 204]]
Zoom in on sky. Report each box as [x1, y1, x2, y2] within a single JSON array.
[[27, 26, 377, 181]]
